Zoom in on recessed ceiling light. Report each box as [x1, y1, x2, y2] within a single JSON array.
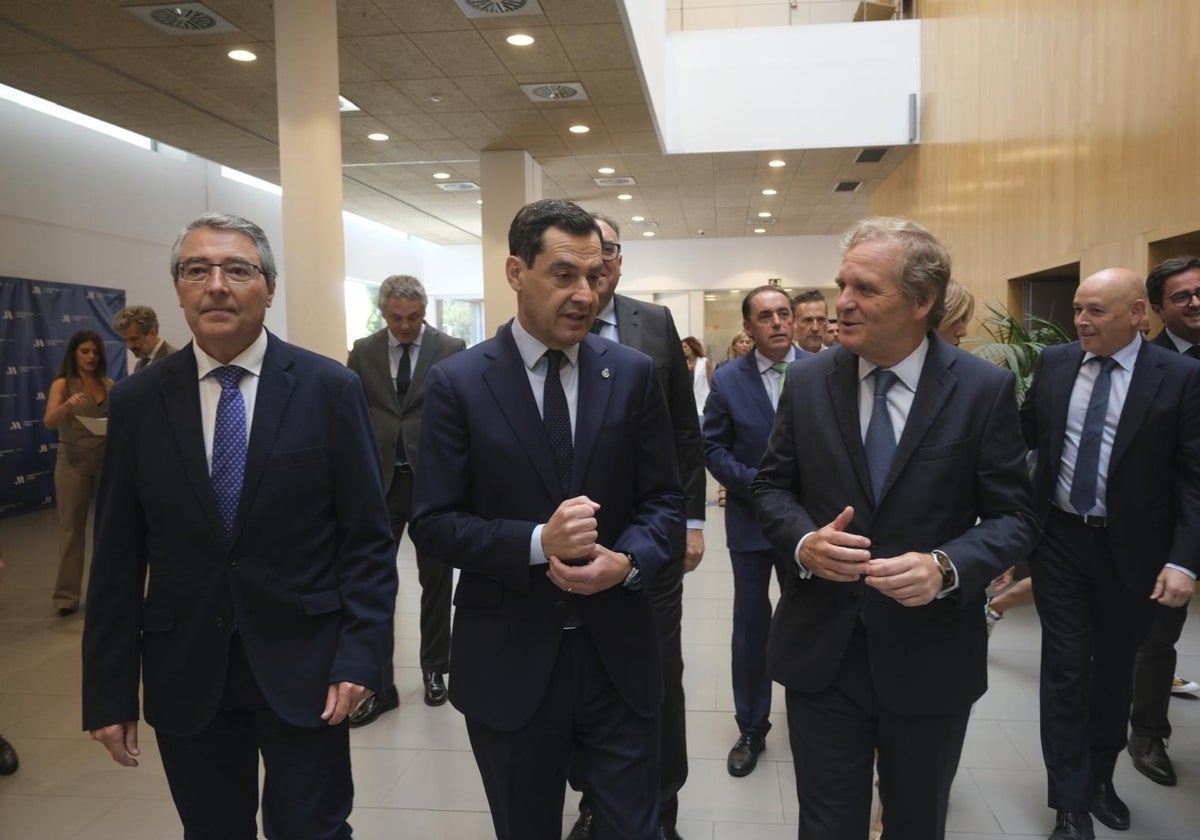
[[631, 215, 645, 222], [754, 228, 767, 234], [642, 231, 655, 237], [762, 189, 777, 196], [768, 159, 786, 168], [433, 172, 451, 179], [476, 199, 483, 205], [617, 194, 632, 200], [506, 33, 535, 46], [367, 132, 389, 141], [569, 124, 590, 134], [228, 49, 256, 62], [598, 167, 615, 175], [758, 211, 772, 218]]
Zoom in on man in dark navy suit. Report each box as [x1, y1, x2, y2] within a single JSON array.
[[411, 199, 684, 840], [82, 213, 397, 839], [1023, 267, 1200, 839], [703, 285, 807, 778]]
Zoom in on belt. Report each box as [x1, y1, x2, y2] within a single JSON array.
[[1053, 506, 1107, 528]]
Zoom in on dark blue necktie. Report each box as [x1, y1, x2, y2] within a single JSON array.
[[543, 350, 573, 497], [1069, 356, 1117, 515], [865, 368, 899, 502], [394, 343, 412, 465], [211, 365, 248, 537]]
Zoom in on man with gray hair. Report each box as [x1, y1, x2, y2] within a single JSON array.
[[111, 305, 176, 371], [347, 274, 466, 724]]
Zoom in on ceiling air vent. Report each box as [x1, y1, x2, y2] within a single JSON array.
[[126, 4, 240, 34], [855, 147, 889, 163], [628, 220, 658, 229], [593, 177, 636, 187], [521, 82, 588, 103], [436, 182, 481, 192], [453, 0, 543, 19], [746, 217, 777, 225], [834, 181, 862, 193]]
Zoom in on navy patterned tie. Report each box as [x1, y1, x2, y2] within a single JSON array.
[[543, 350, 573, 497], [1069, 356, 1117, 515], [210, 365, 248, 537], [864, 369, 899, 502]]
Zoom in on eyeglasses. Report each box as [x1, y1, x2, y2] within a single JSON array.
[[175, 260, 265, 284], [601, 241, 622, 261], [1166, 288, 1200, 307]]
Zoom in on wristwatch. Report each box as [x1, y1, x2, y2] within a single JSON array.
[[930, 549, 956, 591], [621, 552, 642, 591]]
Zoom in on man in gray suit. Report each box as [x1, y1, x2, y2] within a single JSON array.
[[112, 305, 177, 372], [347, 275, 466, 724]]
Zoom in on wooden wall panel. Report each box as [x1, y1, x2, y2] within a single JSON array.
[[871, 0, 1200, 322]]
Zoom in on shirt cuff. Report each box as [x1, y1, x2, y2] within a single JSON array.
[[1166, 563, 1197, 580], [686, 519, 704, 531], [530, 524, 549, 566], [793, 532, 814, 579]]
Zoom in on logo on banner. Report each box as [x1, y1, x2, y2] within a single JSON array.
[[33, 338, 45, 348], [2, 311, 11, 319]]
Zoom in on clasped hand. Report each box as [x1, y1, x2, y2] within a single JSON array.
[[542, 496, 631, 594]]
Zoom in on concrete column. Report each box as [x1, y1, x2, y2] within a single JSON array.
[[274, 0, 346, 360], [479, 151, 542, 337]]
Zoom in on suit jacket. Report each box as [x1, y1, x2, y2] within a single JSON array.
[[612, 294, 706, 522], [347, 323, 466, 487], [753, 335, 1037, 714], [82, 333, 397, 736], [409, 322, 685, 731], [704, 350, 809, 553], [1020, 338, 1200, 594], [133, 340, 177, 372]]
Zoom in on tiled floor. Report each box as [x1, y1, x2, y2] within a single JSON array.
[[3, 501, 1200, 839]]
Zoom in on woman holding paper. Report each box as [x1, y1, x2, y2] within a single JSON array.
[[44, 329, 111, 617]]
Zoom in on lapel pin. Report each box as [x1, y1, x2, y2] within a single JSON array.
[[601, 367, 611, 378]]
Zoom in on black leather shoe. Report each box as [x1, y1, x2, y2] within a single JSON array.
[[1089, 781, 1130, 831], [423, 672, 447, 707], [726, 732, 765, 777], [347, 684, 399, 728], [1050, 810, 1094, 840], [661, 825, 683, 840], [565, 807, 591, 840], [0, 736, 18, 776], [1128, 732, 1176, 786]]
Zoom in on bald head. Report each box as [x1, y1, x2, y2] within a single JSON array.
[[1073, 267, 1146, 356]]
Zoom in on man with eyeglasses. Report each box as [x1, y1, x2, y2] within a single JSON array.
[[1125, 256, 1200, 790], [81, 212, 397, 838], [1022, 267, 1200, 839], [563, 212, 706, 840]]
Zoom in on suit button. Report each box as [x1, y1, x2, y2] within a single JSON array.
[[554, 601, 567, 612], [215, 617, 225, 628], [228, 559, 237, 566]]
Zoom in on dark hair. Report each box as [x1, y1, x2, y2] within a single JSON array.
[[840, 217, 951, 327], [682, 336, 706, 358], [508, 199, 600, 268], [170, 212, 277, 283], [56, 330, 108, 381], [742, 285, 792, 321], [792, 289, 826, 309], [590, 211, 621, 238], [1146, 255, 1200, 307]]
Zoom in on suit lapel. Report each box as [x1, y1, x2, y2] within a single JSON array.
[[880, 338, 957, 503], [1111, 341, 1164, 469], [1046, 345, 1086, 481], [613, 295, 644, 352], [406, 325, 441, 410], [572, 337, 613, 494], [234, 335, 297, 545], [828, 349, 874, 503], [159, 347, 226, 542], [482, 324, 562, 500], [738, 354, 776, 428]]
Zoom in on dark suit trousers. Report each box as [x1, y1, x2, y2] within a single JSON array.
[[1031, 509, 1159, 809], [466, 626, 661, 840], [156, 634, 353, 840], [384, 467, 453, 685], [1131, 601, 1189, 739], [785, 625, 969, 840], [569, 556, 688, 828], [731, 549, 788, 738]]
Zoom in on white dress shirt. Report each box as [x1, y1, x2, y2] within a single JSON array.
[[387, 322, 425, 387], [194, 329, 268, 472]]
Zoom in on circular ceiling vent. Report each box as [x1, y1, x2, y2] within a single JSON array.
[[464, 0, 529, 13], [149, 7, 218, 30], [531, 84, 580, 101]]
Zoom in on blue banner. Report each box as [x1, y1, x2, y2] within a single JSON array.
[[0, 277, 126, 518]]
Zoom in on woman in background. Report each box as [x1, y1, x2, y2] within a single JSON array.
[[718, 331, 753, 369], [43, 330, 111, 617], [938, 279, 976, 346], [681, 336, 712, 418]]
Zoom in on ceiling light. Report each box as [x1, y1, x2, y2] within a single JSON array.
[[476, 199, 483, 205], [617, 194, 632, 200], [631, 215, 645, 222], [227, 49, 256, 62], [433, 172, 450, 179], [598, 167, 615, 175], [367, 132, 388, 141], [768, 159, 786, 168], [758, 211, 772, 218], [642, 231, 655, 237], [754, 228, 767, 234], [338, 95, 360, 112], [569, 124, 590, 134], [762, 188, 777, 196], [506, 33, 535, 46]]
